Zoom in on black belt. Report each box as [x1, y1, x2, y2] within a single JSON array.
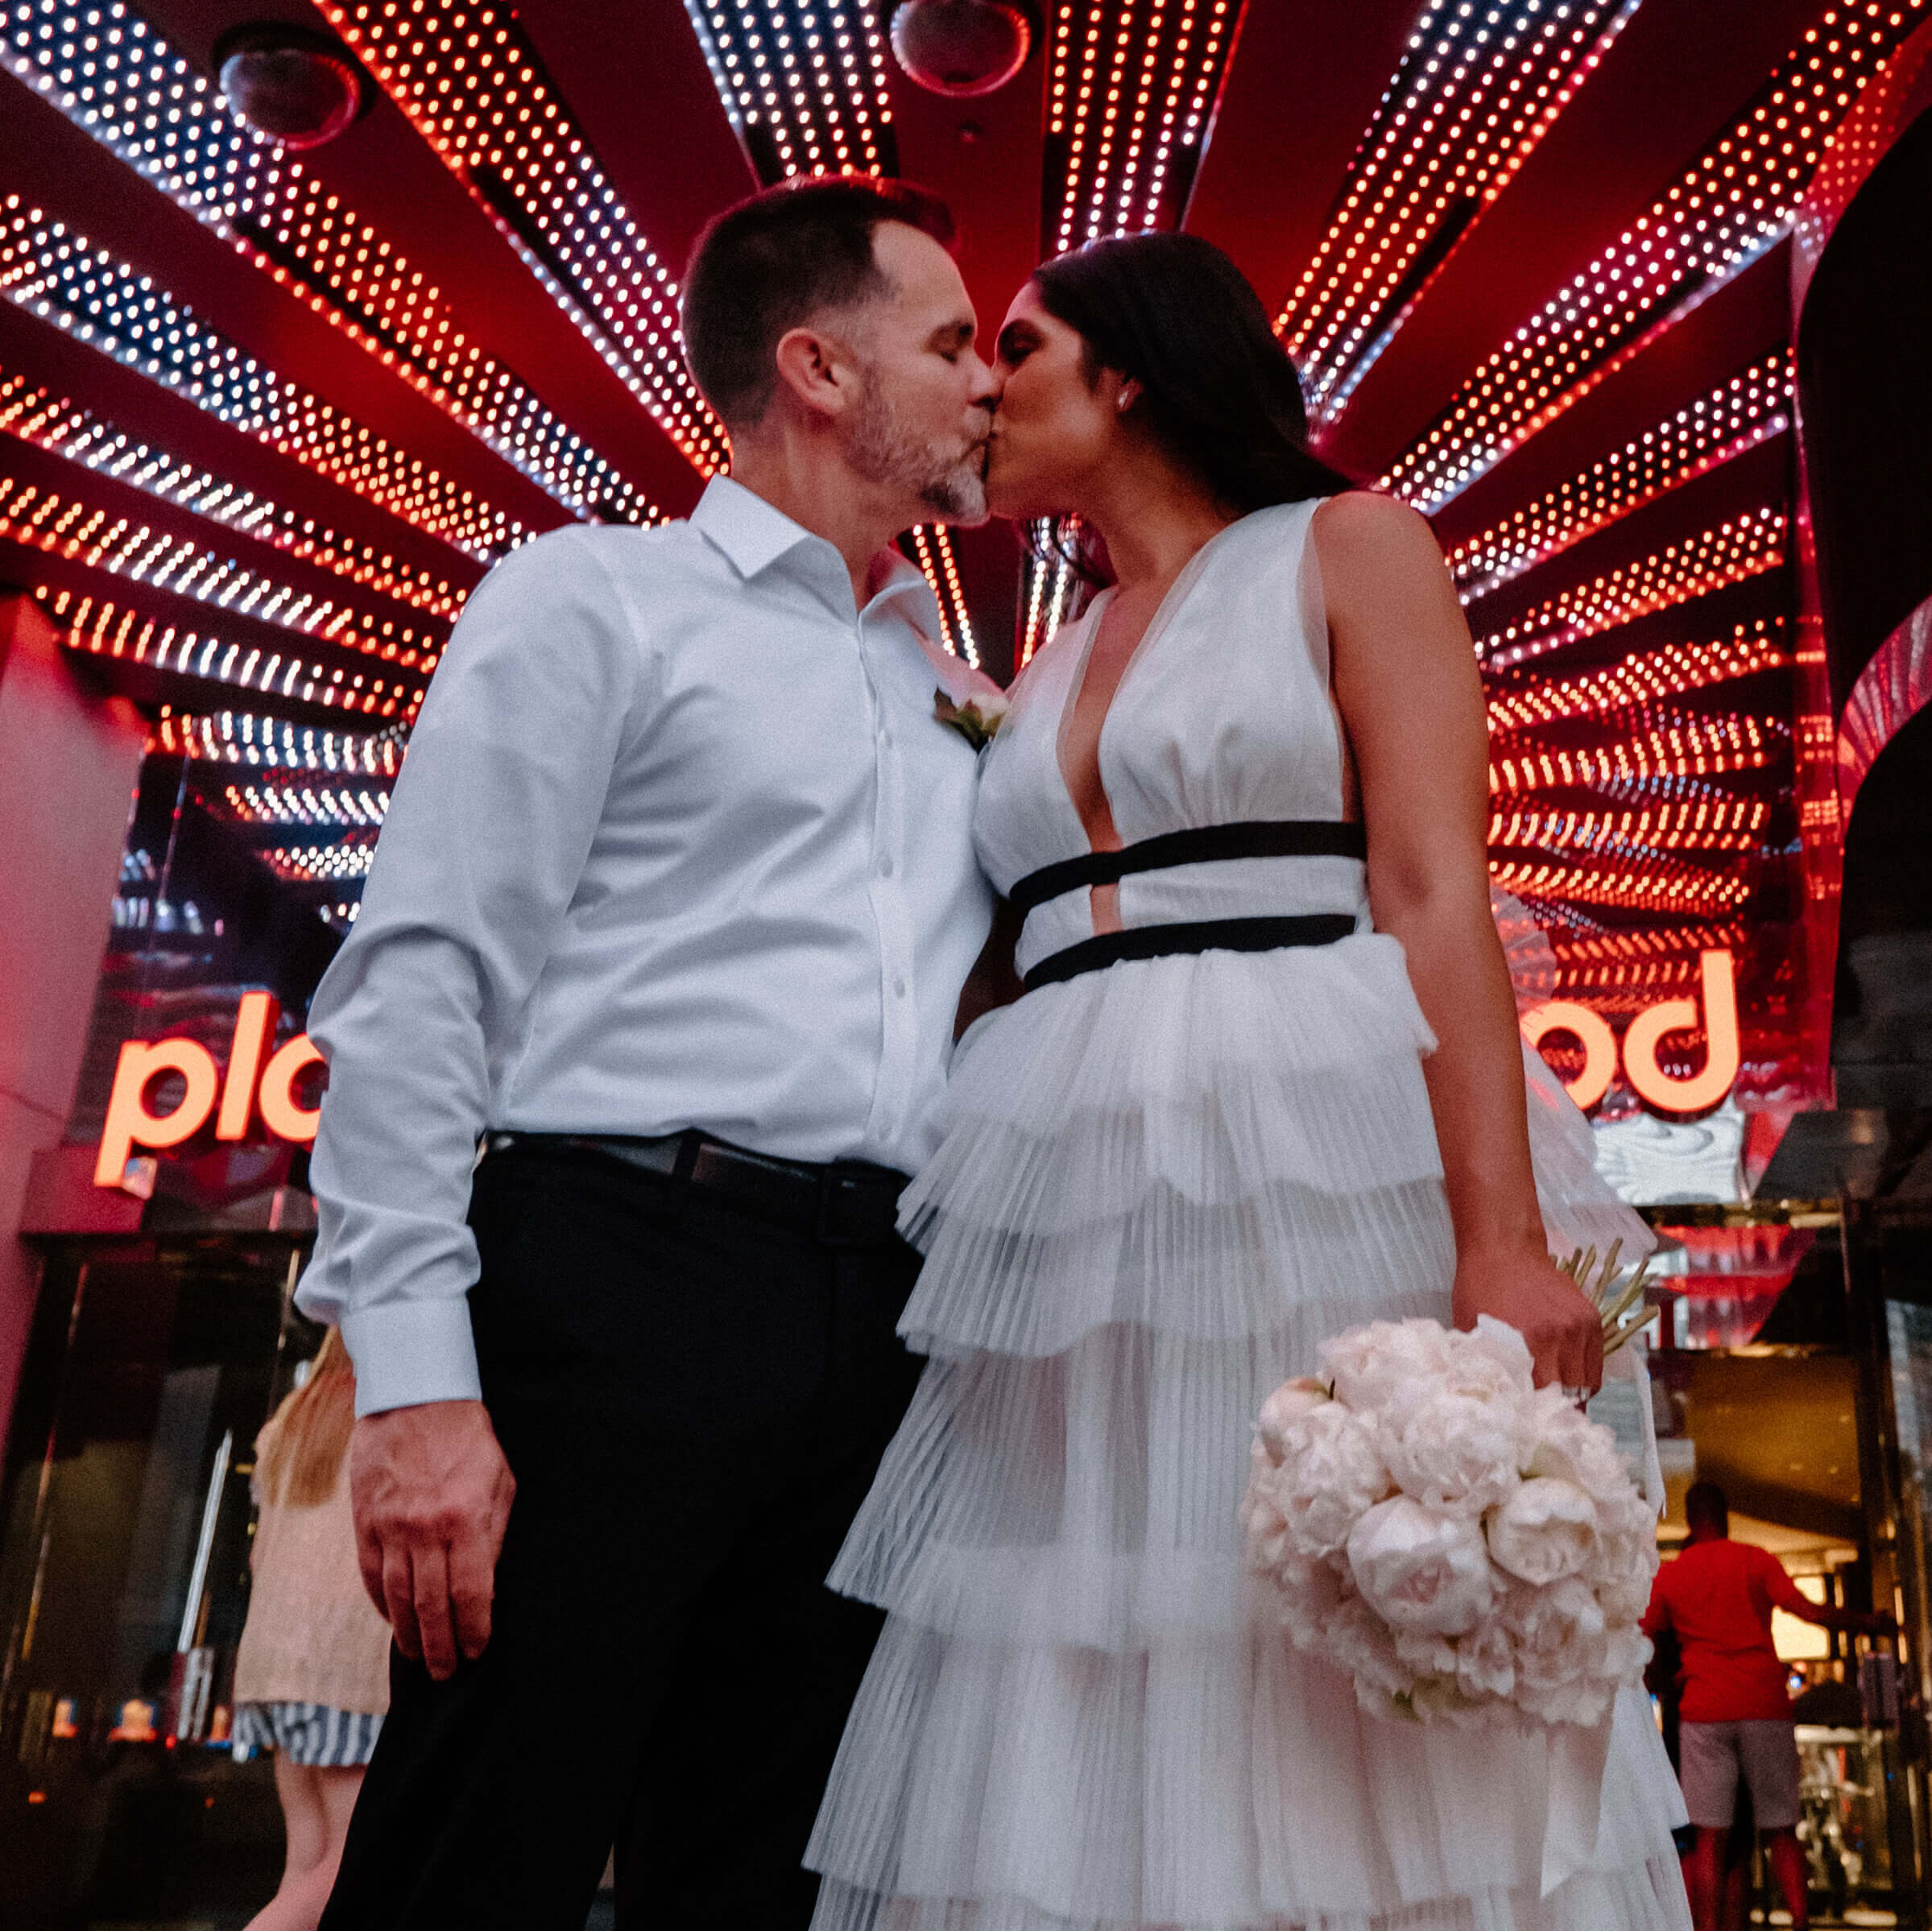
[[480, 1129, 908, 1247], [1008, 819, 1365, 914], [1021, 913, 1359, 992]]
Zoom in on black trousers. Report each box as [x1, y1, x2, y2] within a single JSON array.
[[319, 1142, 923, 1931]]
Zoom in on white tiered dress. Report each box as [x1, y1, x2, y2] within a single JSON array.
[[806, 500, 1690, 1931]]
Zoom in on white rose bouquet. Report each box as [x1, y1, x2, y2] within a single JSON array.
[[1240, 1316, 1657, 1727]]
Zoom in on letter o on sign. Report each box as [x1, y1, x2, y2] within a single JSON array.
[[259, 1035, 325, 1143], [1519, 999, 1618, 1111]]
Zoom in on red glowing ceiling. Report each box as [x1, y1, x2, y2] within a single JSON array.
[[2, 0, 1928, 1107]]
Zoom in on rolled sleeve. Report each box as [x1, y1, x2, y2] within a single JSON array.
[[296, 528, 646, 1412]]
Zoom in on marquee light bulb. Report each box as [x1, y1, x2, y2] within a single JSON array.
[[1045, 0, 1234, 253], [0, 2, 658, 523], [1451, 354, 1793, 598], [908, 524, 978, 667], [0, 467, 439, 664], [316, 1, 728, 473], [39, 584, 424, 722], [153, 709, 406, 776], [1487, 621, 1790, 734], [1477, 508, 1787, 667], [0, 365, 466, 618], [683, 0, 897, 178], [1384, 0, 1928, 511], [1278, 0, 1640, 420], [0, 200, 531, 564]]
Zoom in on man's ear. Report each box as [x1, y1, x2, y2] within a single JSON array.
[[772, 324, 855, 423]]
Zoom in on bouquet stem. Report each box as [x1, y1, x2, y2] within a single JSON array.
[[1556, 1239, 1654, 1357]]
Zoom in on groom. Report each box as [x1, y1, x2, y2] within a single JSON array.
[[300, 176, 999, 1929]]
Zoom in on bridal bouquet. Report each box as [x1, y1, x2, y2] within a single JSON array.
[[1239, 1316, 1657, 1727]]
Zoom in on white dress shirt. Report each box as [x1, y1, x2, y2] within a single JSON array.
[[296, 478, 996, 1416]]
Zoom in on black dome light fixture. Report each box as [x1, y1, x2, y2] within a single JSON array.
[[213, 23, 365, 150], [889, 0, 1032, 99]]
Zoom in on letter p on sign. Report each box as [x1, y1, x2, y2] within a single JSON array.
[[95, 1038, 222, 1186]]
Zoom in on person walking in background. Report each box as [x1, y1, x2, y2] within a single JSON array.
[[1643, 1480, 1893, 1931], [232, 1329, 391, 1931]]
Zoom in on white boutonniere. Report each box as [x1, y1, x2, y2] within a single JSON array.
[[934, 687, 1009, 751]]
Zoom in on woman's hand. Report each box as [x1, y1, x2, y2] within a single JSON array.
[[1453, 1244, 1603, 1395]]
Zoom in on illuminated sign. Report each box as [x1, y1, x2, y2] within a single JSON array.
[[95, 991, 323, 1187], [1521, 948, 1740, 1115]]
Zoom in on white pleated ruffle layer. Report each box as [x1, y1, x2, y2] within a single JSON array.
[[809, 936, 1686, 1931], [812, 1632, 1686, 1931]]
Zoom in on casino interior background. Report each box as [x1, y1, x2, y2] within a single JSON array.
[[0, 0, 1928, 1924]]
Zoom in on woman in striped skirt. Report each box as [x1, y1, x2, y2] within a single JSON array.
[[234, 1327, 391, 1930]]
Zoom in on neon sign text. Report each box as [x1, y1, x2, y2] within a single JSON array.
[[1521, 948, 1740, 1114], [95, 991, 323, 1186]]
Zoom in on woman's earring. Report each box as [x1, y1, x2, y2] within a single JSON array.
[[1116, 391, 1131, 412]]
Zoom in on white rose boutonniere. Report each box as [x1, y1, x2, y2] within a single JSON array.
[[935, 687, 1009, 751]]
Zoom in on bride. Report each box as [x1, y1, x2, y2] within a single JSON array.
[[807, 232, 1690, 1930]]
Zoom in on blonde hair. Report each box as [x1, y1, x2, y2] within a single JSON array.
[[257, 1326, 357, 1507]]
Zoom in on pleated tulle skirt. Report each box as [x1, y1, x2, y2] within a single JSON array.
[[807, 932, 1690, 1931]]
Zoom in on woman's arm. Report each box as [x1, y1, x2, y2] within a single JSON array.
[[955, 895, 1024, 1039], [1317, 491, 1603, 1392]]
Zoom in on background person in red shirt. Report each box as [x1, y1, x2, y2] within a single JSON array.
[[1643, 1481, 1893, 1931]]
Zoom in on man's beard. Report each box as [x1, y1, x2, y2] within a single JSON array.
[[846, 368, 988, 523]]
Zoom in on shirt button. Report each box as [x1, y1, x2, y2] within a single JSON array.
[[879, 855, 896, 878], [893, 977, 908, 999]]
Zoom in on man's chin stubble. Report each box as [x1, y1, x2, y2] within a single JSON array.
[[920, 453, 991, 524]]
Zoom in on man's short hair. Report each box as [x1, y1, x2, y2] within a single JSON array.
[[1685, 1480, 1730, 1531], [681, 176, 956, 428]]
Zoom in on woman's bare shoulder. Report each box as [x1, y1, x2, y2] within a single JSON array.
[[1311, 492, 1457, 631], [1310, 489, 1440, 564]]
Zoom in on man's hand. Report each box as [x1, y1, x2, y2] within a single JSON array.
[[1453, 1244, 1604, 1395], [350, 1400, 516, 1681]]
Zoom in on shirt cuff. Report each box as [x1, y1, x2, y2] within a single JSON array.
[[341, 1298, 484, 1416]]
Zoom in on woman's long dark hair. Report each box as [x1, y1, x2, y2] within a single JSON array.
[[1027, 232, 1353, 584]]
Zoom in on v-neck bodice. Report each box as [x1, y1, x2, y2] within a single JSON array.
[[975, 497, 1369, 979]]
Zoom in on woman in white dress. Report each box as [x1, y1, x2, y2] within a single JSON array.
[[807, 233, 1690, 1931]]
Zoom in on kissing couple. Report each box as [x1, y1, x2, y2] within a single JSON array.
[[296, 176, 1690, 1931]]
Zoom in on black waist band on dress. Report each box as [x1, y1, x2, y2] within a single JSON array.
[[1020, 914, 1359, 992], [1007, 819, 1367, 915]]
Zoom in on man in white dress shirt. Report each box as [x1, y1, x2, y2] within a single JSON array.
[[300, 176, 998, 1930]]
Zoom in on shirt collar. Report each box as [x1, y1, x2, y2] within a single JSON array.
[[689, 475, 821, 581], [690, 474, 946, 638], [866, 549, 946, 639]]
